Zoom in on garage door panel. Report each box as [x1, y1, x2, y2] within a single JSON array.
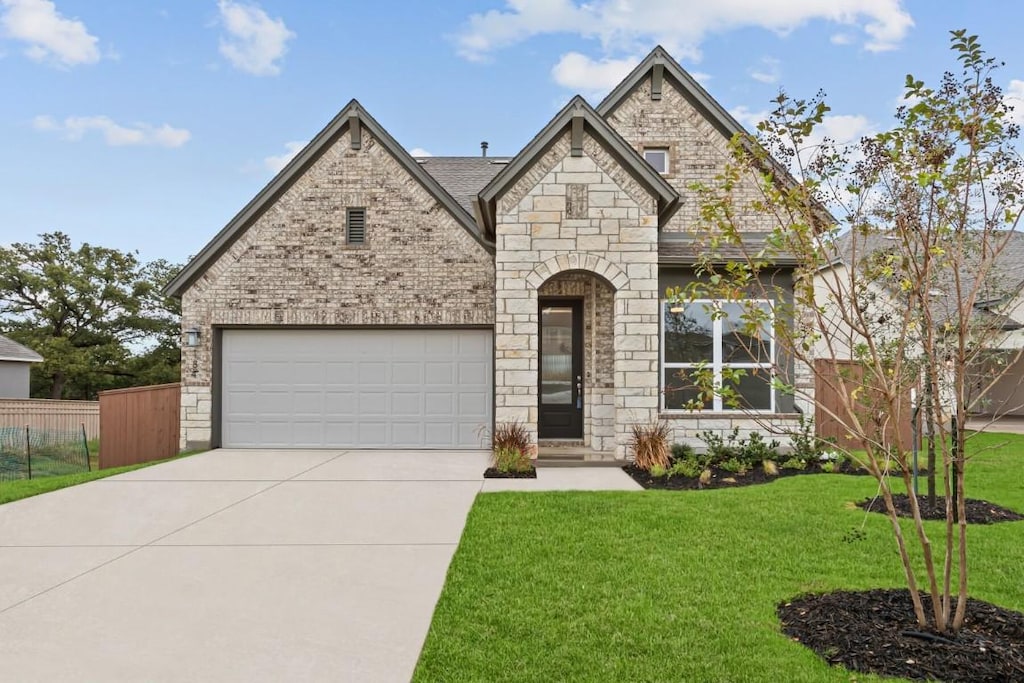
[[423, 392, 454, 416], [358, 362, 388, 384], [390, 392, 422, 416], [459, 361, 488, 384], [391, 362, 423, 385], [423, 334, 456, 355], [424, 362, 454, 384], [324, 361, 356, 383], [324, 390, 357, 416], [292, 361, 326, 383], [222, 329, 492, 448]]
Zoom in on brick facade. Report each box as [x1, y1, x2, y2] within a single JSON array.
[[605, 76, 776, 234], [178, 128, 494, 449]]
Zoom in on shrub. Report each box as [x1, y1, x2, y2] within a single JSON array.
[[740, 431, 780, 466], [493, 446, 533, 473], [632, 421, 671, 471], [789, 415, 835, 467], [780, 457, 807, 471], [670, 442, 695, 461], [719, 457, 749, 475], [492, 420, 531, 454], [669, 458, 702, 478], [649, 463, 668, 478], [698, 427, 742, 466]]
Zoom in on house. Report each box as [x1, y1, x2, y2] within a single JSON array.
[[813, 231, 1024, 421], [164, 46, 808, 459], [0, 334, 43, 398]]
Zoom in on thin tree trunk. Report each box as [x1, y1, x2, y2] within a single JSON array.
[[953, 437, 969, 631], [877, 476, 929, 627], [902, 476, 944, 630]]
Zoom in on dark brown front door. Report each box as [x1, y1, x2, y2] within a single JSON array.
[[538, 299, 583, 439]]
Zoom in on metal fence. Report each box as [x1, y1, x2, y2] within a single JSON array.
[[0, 425, 91, 482]]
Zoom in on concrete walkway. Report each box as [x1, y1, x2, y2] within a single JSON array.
[[0, 449, 640, 682]]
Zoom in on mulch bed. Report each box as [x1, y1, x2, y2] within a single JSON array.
[[779, 588, 1024, 682], [622, 461, 863, 490], [857, 493, 1024, 525], [483, 467, 537, 479]]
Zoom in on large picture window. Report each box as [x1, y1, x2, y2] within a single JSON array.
[[661, 300, 775, 411]]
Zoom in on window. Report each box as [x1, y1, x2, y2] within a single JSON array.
[[644, 148, 669, 174], [661, 300, 774, 411], [346, 207, 366, 244]]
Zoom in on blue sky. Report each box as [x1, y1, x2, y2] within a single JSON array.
[[1, 0, 1022, 266]]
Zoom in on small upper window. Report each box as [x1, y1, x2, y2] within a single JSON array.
[[346, 208, 366, 244], [644, 148, 669, 175]]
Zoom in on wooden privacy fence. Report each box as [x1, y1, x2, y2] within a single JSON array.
[[0, 399, 99, 440], [815, 359, 916, 451], [99, 383, 180, 469]]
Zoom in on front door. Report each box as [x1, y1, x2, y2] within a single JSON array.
[[538, 299, 583, 439]]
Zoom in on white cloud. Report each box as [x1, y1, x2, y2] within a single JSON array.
[[455, 0, 913, 62], [729, 105, 769, 131], [408, 147, 432, 157], [830, 32, 853, 45], [263, 140, 305, 172], [217, 0, 294, 76], [33, 115, 191, 147], [0, 0, 99, 67], [1004, 79, 1024, 127], [749, 56, 780, 84], [551, 52, 638, 93]]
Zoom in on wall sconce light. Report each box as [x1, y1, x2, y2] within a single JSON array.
[[185, 327, 201, 348], [669, 303, 685, 313]]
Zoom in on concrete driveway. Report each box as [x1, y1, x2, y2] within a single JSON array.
[[0, 449, 490, 682]]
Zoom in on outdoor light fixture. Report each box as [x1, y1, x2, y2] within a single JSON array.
[[185, 327, 201, 348], [669, 304, 685, 313]]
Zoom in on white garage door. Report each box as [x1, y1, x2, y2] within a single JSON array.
[[221, 329, 492, 448]]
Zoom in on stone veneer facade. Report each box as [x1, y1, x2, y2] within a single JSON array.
[[178, 128, 494, 449], [493, 131, 661, 458]]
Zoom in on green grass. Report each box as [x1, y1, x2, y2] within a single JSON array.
[[414, 432, 1024, 682], [0, 452, 199, 506]]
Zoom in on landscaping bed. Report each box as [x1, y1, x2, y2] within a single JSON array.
[[483, 466, 537, 479], [857, 493, 1024, 525], [624, 459, 861, 490], [779, 588, 1024, 682]]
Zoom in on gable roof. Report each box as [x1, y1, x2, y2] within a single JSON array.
[[164, 100, 493, 298], [477, 96, 680, 238], [0, 334, 43, 363], [416, 156, 511, 215], [597, 46, 749, 140]]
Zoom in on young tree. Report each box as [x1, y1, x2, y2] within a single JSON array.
[[0, 232, 181, 399], [670, 31, 1023, 634]]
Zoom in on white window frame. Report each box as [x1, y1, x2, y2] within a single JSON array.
[[643, 148, 670, 175], [660, 299, 776, 412]]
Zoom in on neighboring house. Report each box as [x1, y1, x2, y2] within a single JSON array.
[[0, 334, 43, 398], [813, 231, 1024, 418], [164, 46, 808, 458]]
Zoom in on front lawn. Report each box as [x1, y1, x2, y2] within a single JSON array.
[[414, 432, 1024, 682], [0, 453, 195, 506]]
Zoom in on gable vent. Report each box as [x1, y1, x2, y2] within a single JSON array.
[[346, 207, 366, 244]]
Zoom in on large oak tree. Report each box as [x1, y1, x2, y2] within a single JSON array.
[[0, 232, 181, 399]]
